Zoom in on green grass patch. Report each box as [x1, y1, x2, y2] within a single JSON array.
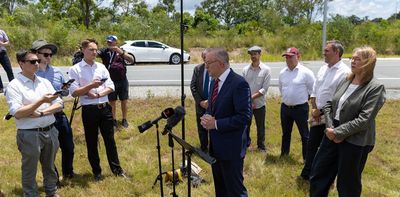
[[0, 97, 399, 196]]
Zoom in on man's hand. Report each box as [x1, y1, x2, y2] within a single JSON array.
[[200, 100, 208, 109], [108, 46, 124, 54], [311, 108, 321, 122], [325, 128, 336, 141], [40, 93, 58, 103], [200, 114, 216, 130], [90, 79, 104, 89]]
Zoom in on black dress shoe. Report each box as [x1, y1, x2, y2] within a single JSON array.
[[94, 173, 103, 181], [64, 172, 79, 179]]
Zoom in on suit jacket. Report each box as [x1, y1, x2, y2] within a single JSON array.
[[190, 63, 207, 115], [207, 69, 252, 160], [323, 78, 386, 146]]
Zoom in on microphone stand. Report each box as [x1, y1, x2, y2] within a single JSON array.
[[168, 132, 178, 197], [168, 130, 216, 197], [151, 123, 164, 197]]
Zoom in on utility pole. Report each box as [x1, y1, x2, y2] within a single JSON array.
[[322, 0, 328, 56]]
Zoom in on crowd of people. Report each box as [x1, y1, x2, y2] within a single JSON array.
[[1, 26, 387, 197]]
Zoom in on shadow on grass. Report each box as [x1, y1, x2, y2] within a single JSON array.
[[59, 172, 93, 189], [264, 154, 302, 166]]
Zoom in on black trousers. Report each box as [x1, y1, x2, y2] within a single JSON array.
[[81, 103, 123, 175], [212, 158, 248, 197], [195, 111, 209, 152], [0, 50, 14, 89], [54, 112, 75, 176], [246, 106, 266, 149], [310, 135, 373, 197], [301, 124, 325, 179], [280, 103, 309, 160]]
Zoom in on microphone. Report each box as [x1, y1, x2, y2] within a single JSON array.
[[162, 106, 185, 135], [138, 107, 175, 133]]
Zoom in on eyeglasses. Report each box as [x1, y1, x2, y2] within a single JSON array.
[[205, 60, 218, 65], [23, 59, 41, 64], [38, 52, 53, 58]]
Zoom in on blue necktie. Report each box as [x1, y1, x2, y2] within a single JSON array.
[[203, 71, 209, 99]]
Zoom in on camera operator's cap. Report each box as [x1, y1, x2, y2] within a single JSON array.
[[31, 39, 58, 55], [106, 35, 118, 42], [248, 45, 262, 54], [282, 47, 299, 57]]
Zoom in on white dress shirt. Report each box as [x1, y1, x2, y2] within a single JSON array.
[[311, 60, 350, 109], [242, 62, 271, 109], [335, 83, 359, 120], [279, 63, 315, 105], [69, 60, 115, 105], [6, 73, 62, 129]]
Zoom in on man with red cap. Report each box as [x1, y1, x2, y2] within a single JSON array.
[[278, 47, 315, 160]]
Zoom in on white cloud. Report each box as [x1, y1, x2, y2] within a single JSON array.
[[324, 0, 396, 19]]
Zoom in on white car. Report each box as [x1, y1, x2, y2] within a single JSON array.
[[120, 40, 190, 65]]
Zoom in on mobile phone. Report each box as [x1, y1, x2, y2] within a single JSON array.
[[62, 79, 75, 86], [4, 113, 13, 120], [100, 78, 108, 82], [53, 90, 63, 95]]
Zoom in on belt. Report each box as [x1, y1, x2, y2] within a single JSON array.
[[283, 102, 307, 109], [24, 123, 54, 132], [82, 103, 108, 109], [54, 111, 65, 116]]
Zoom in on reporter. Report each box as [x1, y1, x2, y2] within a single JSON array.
[[310, 46, 386, 197]]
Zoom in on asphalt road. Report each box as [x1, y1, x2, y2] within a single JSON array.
[[1, 59, 399, 89]]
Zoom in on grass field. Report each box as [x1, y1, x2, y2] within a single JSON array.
[[0, 96, 399, 197]]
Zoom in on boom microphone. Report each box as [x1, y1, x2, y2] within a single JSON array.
[[162, 106, 186, 135], [138, 107, 175, 133]]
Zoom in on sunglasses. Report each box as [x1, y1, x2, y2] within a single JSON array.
[[38, 52, 53, 58], [23, 59, 41, 64]]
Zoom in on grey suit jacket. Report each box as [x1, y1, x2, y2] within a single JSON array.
[[323, 78, 386, 146]]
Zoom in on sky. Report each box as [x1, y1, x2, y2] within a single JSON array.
[[144, 0, 398, 20]]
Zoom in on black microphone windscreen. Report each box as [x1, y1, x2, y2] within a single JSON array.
[[162, 106, 185, 135], [162, 107, 175, 119], [138, 121, 152, 133]]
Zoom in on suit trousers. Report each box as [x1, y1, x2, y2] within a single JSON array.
[[195, 111, 209, 151], [246, 106, 266, 149], [0, 50, 14, 89], [212, 158, 248, 197], [301, 124, 325, 179], [280, 103, 309, 160], [310, 136, 373, 197], [17, 127, 59, 197], [54, 112, 75, 176], [81, 103, 123, 175]]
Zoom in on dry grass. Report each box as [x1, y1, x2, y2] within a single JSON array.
[[0, 97, 399, 197]]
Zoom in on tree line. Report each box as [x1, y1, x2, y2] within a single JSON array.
[[1, 0, 400, 61]]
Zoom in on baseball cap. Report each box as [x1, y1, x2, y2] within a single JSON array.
[[31, 39, 58, 55], [248, 45, 262, 54], [106, 35, 118, 42], [282, 47, 300, 57]]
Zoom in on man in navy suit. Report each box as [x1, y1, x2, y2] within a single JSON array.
[[201, 48, 252, 197]]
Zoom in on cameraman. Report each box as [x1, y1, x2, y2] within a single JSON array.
[[98, 35, 134, 128]]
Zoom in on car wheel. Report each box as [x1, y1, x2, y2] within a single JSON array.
[[124, 53, 135, 65], [170, 53, 181, 64]]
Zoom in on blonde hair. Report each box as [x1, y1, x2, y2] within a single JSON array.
[[347, 46, 376, 84]]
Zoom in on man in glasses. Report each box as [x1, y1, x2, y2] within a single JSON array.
[[69, 38, 128, 181], [5, 49, 62, 197], [0, 29, 15, 93], [97, 35, 134, 128], [31, 40, 77, 181]]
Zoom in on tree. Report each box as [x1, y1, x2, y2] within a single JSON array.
[[1, 0, 29, 14]]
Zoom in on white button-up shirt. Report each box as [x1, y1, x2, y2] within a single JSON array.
[[69, 60, 114, 105], [311, 60, 350, 109], [6, 73, 62, 129], [279, 63, 315, 106], [242, 62, 271, 109]]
